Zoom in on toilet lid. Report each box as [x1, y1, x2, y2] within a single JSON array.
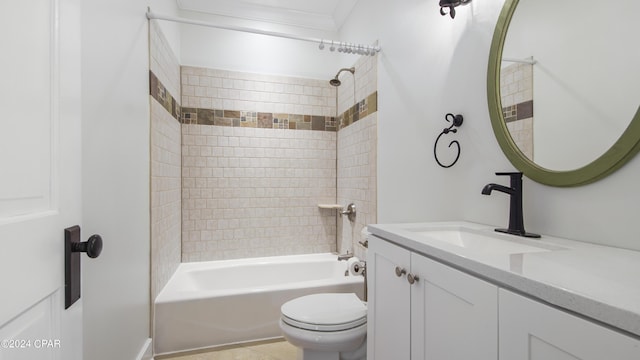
[[281, 293, 367, 331]]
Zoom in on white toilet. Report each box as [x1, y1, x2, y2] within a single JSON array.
[[279, 293, 367, 360]]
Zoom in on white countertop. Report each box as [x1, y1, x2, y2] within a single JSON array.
[[368, 221, 640, 338]]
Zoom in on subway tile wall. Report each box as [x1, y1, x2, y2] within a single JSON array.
[[500, 62, 532, 108], [149, 51, 378, 264], [180, 66, 340, 261], [501, 63, 534, 160], [337, 51, 378, 116], [150, 100, 182, 299], [181, 125, 337, 261], [337, 114, 377, 260], [150, 22, 180, 106], [335, 52, 378, 260], [150, 21, 182, 302], [181, 66, 336, 117]]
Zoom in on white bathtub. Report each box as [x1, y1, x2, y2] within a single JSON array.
[[154, 253, 365, 355]]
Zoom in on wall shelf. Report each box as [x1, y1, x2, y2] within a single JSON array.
[[317, 204, 343, 210]]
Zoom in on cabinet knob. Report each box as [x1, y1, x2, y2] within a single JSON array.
[[408, 273, 420, 285], [395, 266, 407, 277]]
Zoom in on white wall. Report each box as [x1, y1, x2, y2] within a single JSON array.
[[81, 0, 179, 359], [340, 0, 478, 224], [178, 10, 341, 80], [340, 0, 640, 252]]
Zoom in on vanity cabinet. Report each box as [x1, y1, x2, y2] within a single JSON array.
[[368, 235, 498, 360], [499, 289, 640, 360], [368, 234, 640, 360], [367, 236, 411, 360]]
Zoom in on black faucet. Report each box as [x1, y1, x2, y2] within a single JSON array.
[[482, 172, 540, 238]]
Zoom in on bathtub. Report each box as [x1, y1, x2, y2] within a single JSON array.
[[154, 253, 365, 355]]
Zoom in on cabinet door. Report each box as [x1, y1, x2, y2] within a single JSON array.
[[411, 253, 498, 360], [499, 289, 640, 360], [368, 236, 412, 360]]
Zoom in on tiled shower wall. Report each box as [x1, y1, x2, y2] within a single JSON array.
[[181, 67, 338, 262], [501, 63, 534, 160], [337, 53, 378, 260], [337, 51, 378, 118], [337, 114, 377, 260], [151, 52, 378, 264], [181, 66, 336, 118], [149, 21, 181, 301]]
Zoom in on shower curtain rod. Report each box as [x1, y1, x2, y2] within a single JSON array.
[[146, 9, 381, 55]]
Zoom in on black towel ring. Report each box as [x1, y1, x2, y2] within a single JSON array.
[[434, 113, 463, 168]]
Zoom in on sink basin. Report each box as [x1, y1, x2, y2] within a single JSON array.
[[407, 228, 553, 254]]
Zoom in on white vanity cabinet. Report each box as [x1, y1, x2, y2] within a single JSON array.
[[367, 235, 411, 360], [368, 235, 498, 360], [499, 289, 640, 360], [367, 222, 640, 360], [368, 232, 640, 360]]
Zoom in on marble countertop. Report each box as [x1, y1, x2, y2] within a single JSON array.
[[367, 221, 640, 338]]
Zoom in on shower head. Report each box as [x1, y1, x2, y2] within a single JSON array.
[[329, 67, 355, 87]]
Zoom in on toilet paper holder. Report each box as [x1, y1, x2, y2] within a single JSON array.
[[352, 261, 366, 275], [347, 257, 366, 276]]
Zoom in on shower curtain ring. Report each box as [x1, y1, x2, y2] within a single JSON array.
[[318, 40, 325, 50]]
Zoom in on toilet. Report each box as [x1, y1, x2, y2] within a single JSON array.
[[279, 293, 367, 360]]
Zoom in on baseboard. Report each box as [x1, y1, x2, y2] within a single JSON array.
[[136, 338, 153, 360]]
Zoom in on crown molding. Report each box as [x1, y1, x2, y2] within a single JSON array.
[[177, 0, 358, 32]]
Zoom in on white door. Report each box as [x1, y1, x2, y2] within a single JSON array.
[[0, 0, 83, 359], [367, 236, 412, 360], [499, 289, 640, 360], [410, 253, 498, 360]]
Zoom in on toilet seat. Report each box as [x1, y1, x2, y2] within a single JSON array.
[[281, 293, 367, 332]]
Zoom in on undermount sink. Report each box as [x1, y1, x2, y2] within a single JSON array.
[[407, 228, 555, 254]]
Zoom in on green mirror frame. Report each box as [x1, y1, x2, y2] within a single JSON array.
[[487, 0, 640, 187]]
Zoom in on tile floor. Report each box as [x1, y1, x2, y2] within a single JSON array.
[[159, 339, 297, 360]]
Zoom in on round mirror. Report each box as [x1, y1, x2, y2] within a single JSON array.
[[487, 0, 640, 186]]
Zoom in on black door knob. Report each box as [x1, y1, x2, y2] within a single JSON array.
[[71, 234, 103, 258]]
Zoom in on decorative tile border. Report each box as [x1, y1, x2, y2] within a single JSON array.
[[502, 100, 533, 123], [151, 69, 376, 132], [149, 71, 180, 121], [180, 89, 378, 131], [181, 108, 337, 132], [338, 91, 378, 129]]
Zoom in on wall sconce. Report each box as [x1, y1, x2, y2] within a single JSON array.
[[439, 0, 472, 19]]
